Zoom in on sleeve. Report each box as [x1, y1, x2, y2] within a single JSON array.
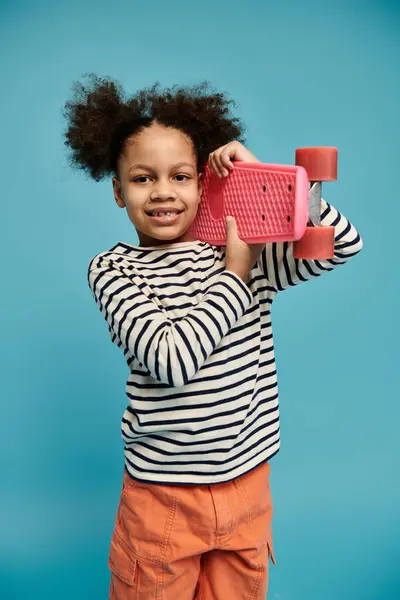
[[87, 256, 253, 388], [259, 199, 363, 292]]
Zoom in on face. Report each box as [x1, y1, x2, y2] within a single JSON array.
[[112, 121, 203, 247]]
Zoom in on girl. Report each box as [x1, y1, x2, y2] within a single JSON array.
[[63, 75, 363, 600]]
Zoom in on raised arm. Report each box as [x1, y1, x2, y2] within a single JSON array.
[[259, 200, 363, 292]]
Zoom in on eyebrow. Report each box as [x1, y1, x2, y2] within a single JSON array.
[[128, 162, 195, 174]]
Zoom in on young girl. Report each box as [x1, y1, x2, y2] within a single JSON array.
[[64, 75, 363, 600]]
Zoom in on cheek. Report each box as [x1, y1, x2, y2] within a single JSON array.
[[124, 190, 146, 214], [124, 202, 148, 230], [188, 185, 202, 207]]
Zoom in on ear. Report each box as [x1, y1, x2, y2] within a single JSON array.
[[112, 177, 125, 208]]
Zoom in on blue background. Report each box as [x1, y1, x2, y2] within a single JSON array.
[[1, 0, 399, 598]]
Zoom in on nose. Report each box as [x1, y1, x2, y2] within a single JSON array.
[[150, 180, 177, 201]]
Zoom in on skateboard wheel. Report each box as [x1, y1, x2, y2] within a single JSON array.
[[295, 147, 338, 182], [293, 226, 335, 259]]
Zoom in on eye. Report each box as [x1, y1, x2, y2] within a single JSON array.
[[175, 174, 190, 182], [133, 176, 151, 183]]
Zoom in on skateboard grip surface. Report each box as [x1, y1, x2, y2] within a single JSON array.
[[190, 162, 309, 245]]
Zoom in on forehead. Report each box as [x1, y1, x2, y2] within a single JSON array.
[[122, 123, 196, 168]]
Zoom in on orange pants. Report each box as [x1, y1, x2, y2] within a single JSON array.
[[109, 461, 276, 600]]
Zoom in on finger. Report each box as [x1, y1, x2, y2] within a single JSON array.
[[211, 150, 226, 178], [225, 215, 238, 237], [224, 141, 240, 159], [208, 154, 216, 175], [225, 140, 257, 164], [220, 152, 233, 174], [208, 154, 219, 177]]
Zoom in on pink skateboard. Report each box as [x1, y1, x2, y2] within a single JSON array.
[[190, 147, 337, 259]]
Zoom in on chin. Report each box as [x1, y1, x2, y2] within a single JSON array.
[[139, 225, 194, 246], [153, 229, 186, 240]]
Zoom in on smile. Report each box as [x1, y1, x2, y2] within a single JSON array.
[[147, 211, 182, 217], [145, 210, 184, 225]]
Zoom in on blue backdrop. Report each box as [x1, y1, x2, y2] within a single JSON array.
[[1, 0, 399, 598]]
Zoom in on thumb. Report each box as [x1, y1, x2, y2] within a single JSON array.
[[226, 215, 237, 239]]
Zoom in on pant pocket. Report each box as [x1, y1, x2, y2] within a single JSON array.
[[235, 467, 274, 553], [108, 531, 138, 595]]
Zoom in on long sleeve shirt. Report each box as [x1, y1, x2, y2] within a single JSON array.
[[88, 200, 363, 485]]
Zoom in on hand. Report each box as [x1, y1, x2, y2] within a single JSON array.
[[208, 141, 258, 178], [225, 216, 265, 283]]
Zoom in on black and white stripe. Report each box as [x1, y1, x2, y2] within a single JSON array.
[[88, 200, 362, 485]]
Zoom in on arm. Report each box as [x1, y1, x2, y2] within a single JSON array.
[[88, 256, 253, 387], [259, 199, 363, 292]]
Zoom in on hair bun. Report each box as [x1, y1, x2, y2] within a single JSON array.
[[63, 74, 127, 181]]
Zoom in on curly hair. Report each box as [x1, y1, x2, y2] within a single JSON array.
[[63, 74, 246, 182]]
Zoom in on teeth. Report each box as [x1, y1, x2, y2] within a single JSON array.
[[151, 212, 178, 217]]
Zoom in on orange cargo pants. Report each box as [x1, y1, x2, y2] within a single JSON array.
[[108, 461, 276, 600]]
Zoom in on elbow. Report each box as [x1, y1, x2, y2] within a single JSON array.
[[139, 368, 189, 388], [169, 372, 192, 388], [155, 369, 192, 388], [157, 376, 190, 389], [353, 234, 364, 255], [334, 232, 363, 259], [158, 351, 195, 388]]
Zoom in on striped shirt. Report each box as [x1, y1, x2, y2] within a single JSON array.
[[88, 200, 363, 485]]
